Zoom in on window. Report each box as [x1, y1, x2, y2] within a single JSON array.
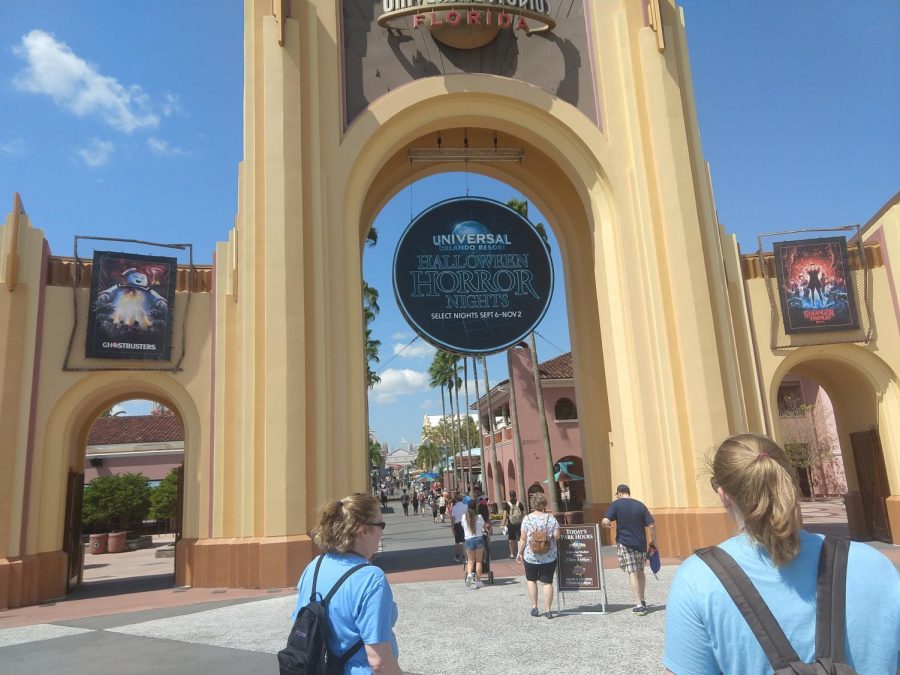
[[777, 385, 805, 418], [554, 397, 577, 420]]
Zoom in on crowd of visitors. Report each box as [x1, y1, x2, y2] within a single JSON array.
[[287, 433, 899, 674]]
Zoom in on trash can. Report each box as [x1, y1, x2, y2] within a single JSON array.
[[89, 533, 108, 555], [107, 531, 127, 554]]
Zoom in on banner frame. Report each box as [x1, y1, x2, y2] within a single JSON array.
[[554, 523, 609, 615], [63, 236, 194, 372]]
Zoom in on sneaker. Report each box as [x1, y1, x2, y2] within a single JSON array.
[[474, 580, 484, 589], [544, 611, 554, 619], [632, 604, 647, 614], [530, 607, 540, 617], [465, 573, 473, 587]]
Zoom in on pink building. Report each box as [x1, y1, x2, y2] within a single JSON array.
[[84, 414, 184, 486], [776, 375, 848, 497], [474, 345, 585, 512]]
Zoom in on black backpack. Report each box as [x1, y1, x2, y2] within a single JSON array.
[[696, 536, 856, 674], [277, 556, 369, 675]]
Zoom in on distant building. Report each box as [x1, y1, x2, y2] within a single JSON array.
[[474, 348, 584, 511], [85, 415, 184, 487]]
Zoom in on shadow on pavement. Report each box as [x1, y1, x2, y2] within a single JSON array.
[[58, 573, 178, 603]]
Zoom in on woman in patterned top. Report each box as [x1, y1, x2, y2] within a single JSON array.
[[516, 492, 561, 619]]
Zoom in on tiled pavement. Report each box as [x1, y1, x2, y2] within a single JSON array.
[[1, 497, 896, 674]]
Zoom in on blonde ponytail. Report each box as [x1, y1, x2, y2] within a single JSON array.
[[712, 434, 802, 566]]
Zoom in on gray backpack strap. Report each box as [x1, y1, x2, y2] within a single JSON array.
[[815, 536, 850, 664], [696, 546, 800, 671]]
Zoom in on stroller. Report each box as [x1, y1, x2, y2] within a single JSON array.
[[461, 529, 495, 584]]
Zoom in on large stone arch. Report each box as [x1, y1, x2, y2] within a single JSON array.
[[343, 83, 616, 512]]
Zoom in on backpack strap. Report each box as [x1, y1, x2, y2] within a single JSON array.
[[322, 561, 369, 606], [312, 557, 370, 666], [815, 536, 850, 664], [696, 546, 800, 671], [310, 554, 326, 603]]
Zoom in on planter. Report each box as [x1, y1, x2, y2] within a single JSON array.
[[107, 531, 127, 554], [89, 533, 109, 555]]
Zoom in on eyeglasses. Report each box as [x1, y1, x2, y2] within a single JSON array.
[[710, 477, 721, 493], [367, 522, 386, 530]]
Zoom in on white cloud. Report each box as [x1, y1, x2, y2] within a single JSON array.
[[161, 92, 182, 117], [0, 138, 26, 155], [77, 138, 114, 167], [147, 137, 186, 157], [392, 341, 435, 359], [371, 368, 430, 404], [12, 29, 160, 133], [391, 332, 410, 340]]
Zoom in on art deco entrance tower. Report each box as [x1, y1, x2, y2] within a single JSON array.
[[177, 0, 743, 587]]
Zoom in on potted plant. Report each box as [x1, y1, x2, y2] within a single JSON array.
[[82, 473, 151, 553]]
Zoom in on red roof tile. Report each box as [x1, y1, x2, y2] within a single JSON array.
[[537, 352, 573, 379], [87, 415, 184, 445]]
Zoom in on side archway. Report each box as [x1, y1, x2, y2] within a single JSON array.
[[769, 346, 900, 542], [32, 372, 204, 595]]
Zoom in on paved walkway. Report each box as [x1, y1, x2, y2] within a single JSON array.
[[1, 497, 896, 674]]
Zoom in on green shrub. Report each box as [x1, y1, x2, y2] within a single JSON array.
[[149, 467, 180, 520], [82, 473, 151, 532]]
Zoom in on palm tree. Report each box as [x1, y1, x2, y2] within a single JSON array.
[[363, 282, 381, 387], [416, 442, 441, 471], [507, 199, 557, 509], [429, 350, 462, 489], [428, 351, 451, 483], [444, 352, 463, 491]]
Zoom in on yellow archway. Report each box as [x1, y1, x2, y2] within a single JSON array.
[[770, 345, 900, 539], [33, 372, 202, 595], [344, 83, 620, 516]]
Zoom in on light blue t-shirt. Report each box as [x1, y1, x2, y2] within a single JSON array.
[[663, 531, 900, 674], [292, 553, 399, 675]]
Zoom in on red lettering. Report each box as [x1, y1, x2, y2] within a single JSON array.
[[486, 9, 491, 25], [498, 11, 512, 28], [802, 309, 835, 323], [429, 12, 442, 26], [446, 10, 461, 26], [467, 10, 481, 25], [515, 16, 529, 30], [413, 13, 425, 29]]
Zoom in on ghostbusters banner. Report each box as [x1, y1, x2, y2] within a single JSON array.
[[85, 251, 177, 360], [773, 237, 859, 334]]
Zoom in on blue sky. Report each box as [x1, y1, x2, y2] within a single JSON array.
[[1, 2, 897, 448]]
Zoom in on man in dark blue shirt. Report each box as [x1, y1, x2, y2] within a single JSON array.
[[601, 484, 656, 613]]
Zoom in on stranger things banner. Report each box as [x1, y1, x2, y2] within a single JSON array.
[[773, 237, 859, 334], [85, 251, 177, 360], [393, 197, 553, 355]]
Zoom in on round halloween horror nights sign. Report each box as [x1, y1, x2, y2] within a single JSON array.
[[393, 197, 553, 355]]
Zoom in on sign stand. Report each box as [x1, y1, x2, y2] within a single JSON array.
[[555, 523, 609, 615]]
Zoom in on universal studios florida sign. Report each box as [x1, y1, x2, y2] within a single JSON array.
[[378, 0, 556, 49]]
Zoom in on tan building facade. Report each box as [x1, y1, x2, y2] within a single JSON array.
[[1, 1, 897, 608]]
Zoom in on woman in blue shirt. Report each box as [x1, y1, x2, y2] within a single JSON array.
[[664, 434, 900, 674], [292, 493, 401, 674]]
